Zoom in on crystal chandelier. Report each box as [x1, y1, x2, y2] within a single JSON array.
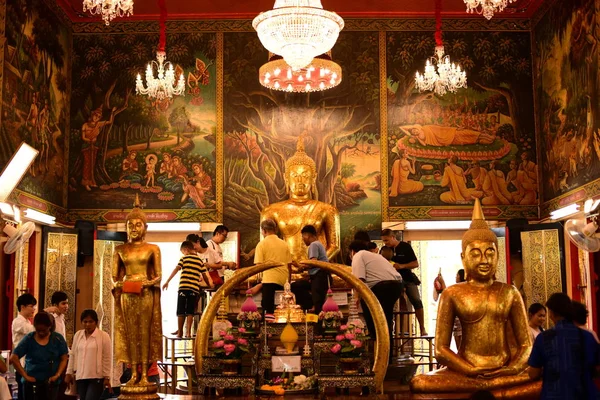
[[415, 46, 467, 96], [415, 0, 467, 96], [135, 0, 184, 100], [82, 0, 134, 26], [259, 52, 342, 92], [463, 0, 516, 20], [252, 0, 344, 71]]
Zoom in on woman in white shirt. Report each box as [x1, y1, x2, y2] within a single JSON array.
[[527, 303, 546, 342], [65, 310, 112, 400]]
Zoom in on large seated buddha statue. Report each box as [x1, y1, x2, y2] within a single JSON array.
[[410, 199, 541, 399], [260, 136, 341, 279]]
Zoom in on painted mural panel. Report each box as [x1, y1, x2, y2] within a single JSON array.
[[534, 0, 600, 203], [68, 32, 217, 218], [386, 31, 537, 219], [223, 32, 381, 263], [2, 0, 70, 207]]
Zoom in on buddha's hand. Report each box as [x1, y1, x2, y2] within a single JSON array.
[[480, 366, 519, 379], [465, 366, 497, 378]]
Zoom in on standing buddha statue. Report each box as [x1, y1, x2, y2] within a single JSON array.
[[112, 195, 163, 396], [260, 136, 340, 275], [410, 198, 541, 399]]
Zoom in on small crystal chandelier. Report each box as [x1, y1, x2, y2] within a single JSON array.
[[82, 0, 134, 26], [135, 0, 184, 100], [252, 0, 344, 71], [259, 52, 342, 93], [463, 0, 516, 20], [415, 0, 467, 96]]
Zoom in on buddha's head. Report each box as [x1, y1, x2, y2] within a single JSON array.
[[126, 194, 147, 243], [285, 135, 317, 200], [461, 198, 498, 282]]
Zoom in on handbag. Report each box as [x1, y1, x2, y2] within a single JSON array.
[[64, 382, 77, 396], [208, 270, 223, 286], [123, 281, 143, 294]]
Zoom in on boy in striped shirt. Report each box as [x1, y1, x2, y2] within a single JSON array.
[[162, 241, 210, 337]]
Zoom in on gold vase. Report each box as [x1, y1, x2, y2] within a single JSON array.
[[280, 321, 298, 353]]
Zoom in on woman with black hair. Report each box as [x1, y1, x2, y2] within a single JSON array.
[[9, 312, 69, 400], [527, 303, 546, 342], [528, 293, 600, 399], [65, 309, 112, 400]]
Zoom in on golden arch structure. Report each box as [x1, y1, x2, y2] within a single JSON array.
[[194, 260, 390, 393]]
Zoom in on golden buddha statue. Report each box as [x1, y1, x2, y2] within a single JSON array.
[[112, 195, 163, 396], [274, 281, 304, 323], [260, 136, 340, 275], [410, 199, 541, 399]]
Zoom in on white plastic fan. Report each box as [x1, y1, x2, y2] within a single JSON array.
[[565, 216, 600, 253], [3, 222, 35, 254]]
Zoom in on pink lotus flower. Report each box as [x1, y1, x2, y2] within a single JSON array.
[[237, 338, 248, 345], [224, 334, 235, 341], [331, 343, 342, 354], [350, 340, 362, 348], [345, 333, 356, 340], [238, 327, 246, 333], [213, 340, 225, 348], [340, 325, 348, 330], [335, 334, 345, 342], [219, 330, 227, 337], [224, 344, 236, 355]]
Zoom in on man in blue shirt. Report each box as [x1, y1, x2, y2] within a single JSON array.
[[528, 292, 600, 400], [301, 225, 330, 314]]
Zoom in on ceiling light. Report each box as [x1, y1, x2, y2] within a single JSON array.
[[463, 0, 516, 20], [147, 222, 201, 232], [259, 53, 341, 92], [584, 198, 600, 214], [135, 0, 185, 100], [0, 142, 38, 203], [23, 209, 55, 225], [404, 220, 472, 230], [252, 0, 344, 70], [416, 0, 466, 96], [550, 204, 581, 220], [82, 0, 134, 25]]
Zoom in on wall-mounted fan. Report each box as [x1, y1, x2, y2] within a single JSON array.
[[565, 199, 600, 253], [3, 222, 35, 254]]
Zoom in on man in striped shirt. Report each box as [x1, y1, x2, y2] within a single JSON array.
[[162, 241, 210, 337]]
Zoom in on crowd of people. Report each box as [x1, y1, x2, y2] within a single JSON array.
[[6, 221, 600, 400]]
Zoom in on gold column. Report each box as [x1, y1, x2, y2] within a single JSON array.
[[521, 229, 563, 322], [44, 232, 77, 345], [93, 240, 122, 386]]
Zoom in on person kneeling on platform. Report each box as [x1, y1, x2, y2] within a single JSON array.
[[162, 240, 212, 337]]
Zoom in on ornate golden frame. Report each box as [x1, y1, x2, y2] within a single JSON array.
[[194, 260, 390, 393]]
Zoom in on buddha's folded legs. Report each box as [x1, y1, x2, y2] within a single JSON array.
[[411, 367, 541, 398]]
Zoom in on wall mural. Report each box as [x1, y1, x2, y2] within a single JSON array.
[[222, 32, 381, 263], [534, 0, 600, 204], [386, 31, 537, 220], [68, 32, 217, 220], [1, 0, 70, 207]]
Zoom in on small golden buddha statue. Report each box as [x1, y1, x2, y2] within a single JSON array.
[[274, 281, 304, 323], [260, 135, 341, 276], [410, 199, 541, 399], [112, 195, 163, 395]]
